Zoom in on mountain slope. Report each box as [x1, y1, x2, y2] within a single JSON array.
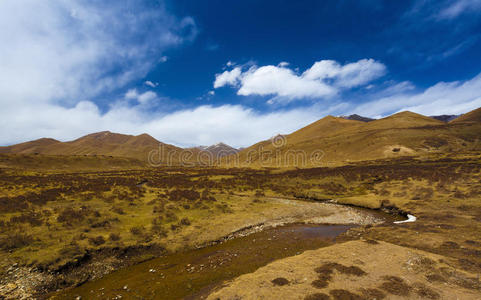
[[225, 108, 481, 168], [450, 107, 481, 123], [0, 132, 182, 163], [0, 138, 60, 154]]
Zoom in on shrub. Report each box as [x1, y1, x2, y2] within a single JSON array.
[[180, 217, 191, 226], [151, 224, 168, 237], [0, 232, 34, 250], [130, 226, 145, 236], [57, 207, 87, 224], [88, 235, 106, 246], [255, 190, 265, 197], [9, 212, 43, 226], [109, 233, 121, 241]]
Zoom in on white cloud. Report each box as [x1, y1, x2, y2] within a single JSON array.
[[213, 67, 243, 88], [214, 59, 386, 103], [144, 80, 159, 88], [208, 91, 215, 96], [125, 89, 139, 100], [138, 91, 158, 105], [437, 0, 481, 20], [124, 89, 158, 105], [0, 0, 195, 106], [159, 56, 169, 63], [303, 59, 386, 88], [237, 65, 335, 99], [351, 73, 481, 117]]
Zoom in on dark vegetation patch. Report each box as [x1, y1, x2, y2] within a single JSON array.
[[88, 235, 106, 246], [304, 293, 330, 300], [379, 276, 411, 296], [358, 288, 385, 299], [271, 277, 289, 286], [412, 282, 440, 299], [312, 262, 367, 289], [329, 289, 364, 300], [0, 232, 34, 250]]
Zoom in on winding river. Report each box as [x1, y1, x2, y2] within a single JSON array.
[[51, 205, 403, 300]]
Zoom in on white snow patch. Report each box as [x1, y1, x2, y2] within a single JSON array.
[[394, 214, 417, 224]]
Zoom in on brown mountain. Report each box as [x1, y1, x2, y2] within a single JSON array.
[[0, 131, 181, 163], [225, 108, 481, 168], [450, 107, 481, 123]]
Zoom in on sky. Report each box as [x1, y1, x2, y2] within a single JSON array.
[[1, 0, 481, 148]]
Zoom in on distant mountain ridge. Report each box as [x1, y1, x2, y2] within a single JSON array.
[[196, 143, 239, 157], [2, 107, 480, 167], [0, 131, 181, 162], [430, 115, 460, 122], [340, 114, 375, 122]]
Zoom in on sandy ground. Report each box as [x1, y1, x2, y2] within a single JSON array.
[[207, 240, 481, 300]]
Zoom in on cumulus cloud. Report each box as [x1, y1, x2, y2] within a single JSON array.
[[213, 59, 386, 103], [237, 65, 335, 99], [302, 59, 386, 88], [213, 67, 243, 88]]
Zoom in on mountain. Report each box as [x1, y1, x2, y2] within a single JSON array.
[[3, 107, 480, 168], [340, 114, 375, 122], [0, 131, 182, 163], [430, 115, 459, 122], [0, 138, 60, 154], [226, 108, 481, 168], [450, 107, 481, 124], [202, 143, 239, 158]]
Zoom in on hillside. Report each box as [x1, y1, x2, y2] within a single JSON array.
[[225, 108, 481, 168], [0, 131, 181, 164], [450, 107, 481, 123]]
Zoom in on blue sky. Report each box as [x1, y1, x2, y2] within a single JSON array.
[[1, 0, 481, 147]]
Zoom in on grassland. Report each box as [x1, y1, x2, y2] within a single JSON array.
[[0, 153, 481, 299]]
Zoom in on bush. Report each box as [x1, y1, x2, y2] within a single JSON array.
[[255, 190, 265, 197], [130, 226, 145, 236], [109, 233, 121, 241], [180, 217, 191, 226], [9, 212, 43, 226], [57, 207, 88, 224], [88, 235, 106, 246], [151, 224, 168, 237], [0, 232, 34, 250]]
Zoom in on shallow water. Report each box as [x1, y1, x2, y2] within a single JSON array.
[[52, 208, 400, 300]]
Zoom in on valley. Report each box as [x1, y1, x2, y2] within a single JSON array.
[[0, 109, 481, 299]]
